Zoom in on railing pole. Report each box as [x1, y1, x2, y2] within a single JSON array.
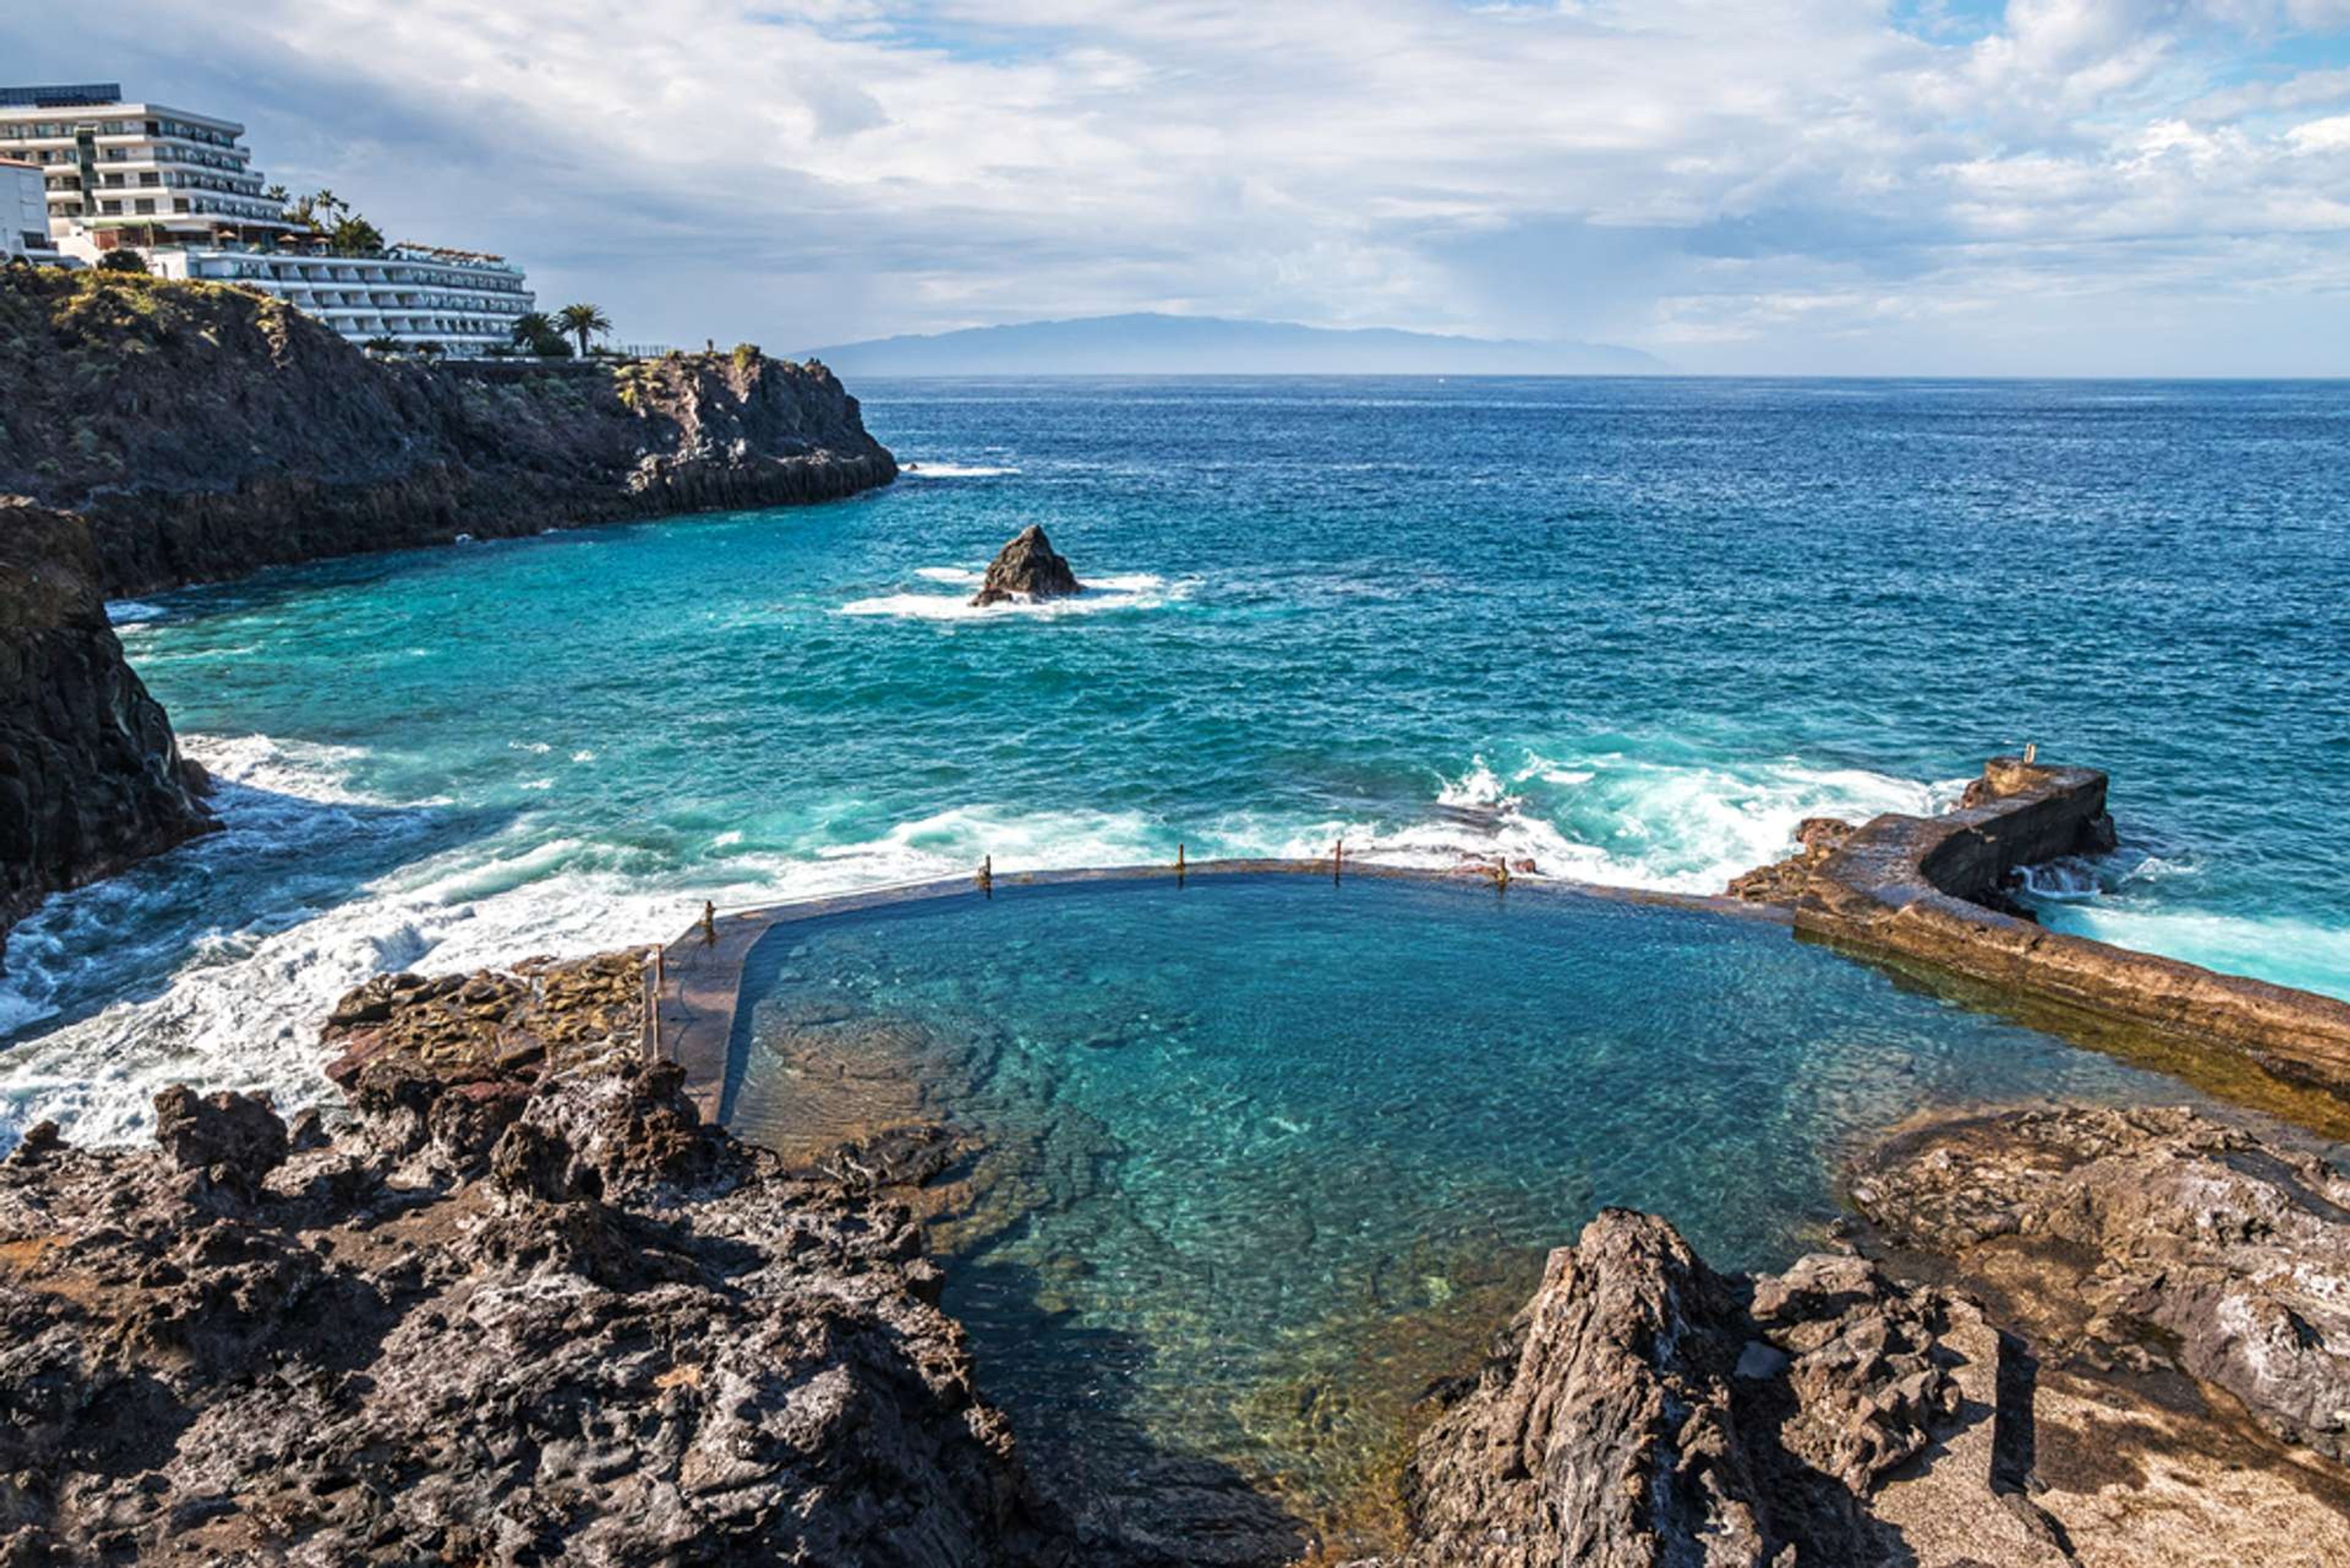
[[1177, 842, 1186, 886], [645, 944, 663, 1063], [1334, 838, 1344, 885]]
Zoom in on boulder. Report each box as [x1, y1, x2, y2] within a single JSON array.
[[1398, 1209, 1980, 1566], [152, 1086, 289, 1184], [971, 525, 1083, 606]]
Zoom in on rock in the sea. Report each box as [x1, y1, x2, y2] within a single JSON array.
[[1398, 1208, 1983, 1566], [1850, 1102, 2350, 1463], [971, 525, 1083, 607], [0, 500, 214, 952], [0, 1056, 1070, 1565]]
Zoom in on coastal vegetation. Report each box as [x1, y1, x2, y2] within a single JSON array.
[[556, 300, 612, 357]]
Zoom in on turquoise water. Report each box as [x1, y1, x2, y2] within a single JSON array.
[[728, 873, 2210, 1541], [2, 376, 2346, 1143]]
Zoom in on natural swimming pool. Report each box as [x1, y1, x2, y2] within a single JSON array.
[[726, 871, 2206, 1545]]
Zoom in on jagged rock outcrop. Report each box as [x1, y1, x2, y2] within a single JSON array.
[[0, 499, 214, 948], [1397, 1209, 1985, 1566], [321, 949, 651, 1090], [971, 525, 1082, 607], [0, 269, 897, 597], [1850, 1102, 2350, 1464], [1725, 815, 1856, 904], [0, 1055, 1071, 1565]]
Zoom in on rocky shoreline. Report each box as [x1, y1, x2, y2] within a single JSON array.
[[0, 266, 898, 955], [1, 268, 897, 600], [2, 944, 2346, 1565]]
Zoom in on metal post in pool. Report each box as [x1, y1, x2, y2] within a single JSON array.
[[979, 855, 993, 899], [1334, 838, 1344, 885], [1176, 842, 1187, 886]]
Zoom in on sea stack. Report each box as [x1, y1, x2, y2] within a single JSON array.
[[970, 525, 1083, 607]]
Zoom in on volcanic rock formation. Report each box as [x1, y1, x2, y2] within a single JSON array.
[[970, 525, 1083, 606], [0, 268, 897, 597], [1850, 1102, 2350, 1465], [1396, 1209, 1988, 1566], [0, 499, 213, 951], [0, 1056, 1070, 1566]]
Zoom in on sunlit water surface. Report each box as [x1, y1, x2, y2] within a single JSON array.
[[731, 874, 2212, 1544]]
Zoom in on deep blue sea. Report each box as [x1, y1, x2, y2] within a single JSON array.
[[3, 376, 2346, 1150]]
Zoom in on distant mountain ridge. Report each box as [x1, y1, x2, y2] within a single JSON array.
[[800, 312, 1666, 375]]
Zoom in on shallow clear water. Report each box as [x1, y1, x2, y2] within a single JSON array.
[[729, 873, 2211, 1541], [4, 376, 2348, 1142]]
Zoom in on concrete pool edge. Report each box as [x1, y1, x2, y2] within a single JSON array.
[[646, 859, 1792, 1123], [651, 828, 2350, 1140]]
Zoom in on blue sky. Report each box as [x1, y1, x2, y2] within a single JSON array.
[[6, 0, 2348, 373]]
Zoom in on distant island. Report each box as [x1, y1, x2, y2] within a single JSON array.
[[799, 312, 1666, 376]]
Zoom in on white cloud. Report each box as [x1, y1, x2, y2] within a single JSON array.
[[6, 0, 2348, 371]]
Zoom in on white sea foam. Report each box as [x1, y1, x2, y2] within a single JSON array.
[[2039, 903, 2350, 1003], [840, 571, 1188, 621], [105, 600, 168, 627], [915, 566, 983, 584], [900, 462, 1020, 479], [1392, 752, 1960, 894]]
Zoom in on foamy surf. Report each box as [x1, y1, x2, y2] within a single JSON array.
[[900, 462, 1020, 478], [105, 600, 169, 627], [840, 570, 1188, 621]]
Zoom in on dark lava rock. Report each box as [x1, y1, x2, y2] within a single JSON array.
[[0, 1056, 1071, 1566], [1849, 1102, 2350, 1463], [1725, 815, 1856, 904], [1397, 1208, 1986, 1566], [0, 499, 215, 953], [0, 268, 897, 600], [971, 525, 1083, 606], [152, 1085, 290, 1184]]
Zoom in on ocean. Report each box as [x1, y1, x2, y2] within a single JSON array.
[[3, 375, 2346, 1144]]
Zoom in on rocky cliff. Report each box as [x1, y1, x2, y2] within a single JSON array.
[[0, 499, 213, 942], [0, 268, 896, 597]]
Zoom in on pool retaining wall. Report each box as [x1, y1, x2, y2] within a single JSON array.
[[1794, 758, 2350, 1101]]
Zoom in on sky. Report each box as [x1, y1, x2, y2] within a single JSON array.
[[5, 0, 2348, 374]]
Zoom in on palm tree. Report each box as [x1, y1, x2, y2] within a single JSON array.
[[362, 335, 400, 357], [557, 302, 613, 357], [510, 310, 556, 349]]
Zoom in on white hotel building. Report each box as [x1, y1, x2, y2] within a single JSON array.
[[0, 83, 534, 354], [2, 154, 51, 258]]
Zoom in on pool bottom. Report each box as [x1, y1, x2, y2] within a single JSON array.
[[726, 874, 2212, 1551]]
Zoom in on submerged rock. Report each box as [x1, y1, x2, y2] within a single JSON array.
[[971, 525, 1083, 606], [0, 1057, 1070, 1566], [1850, 1102, 2350, 1464]]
